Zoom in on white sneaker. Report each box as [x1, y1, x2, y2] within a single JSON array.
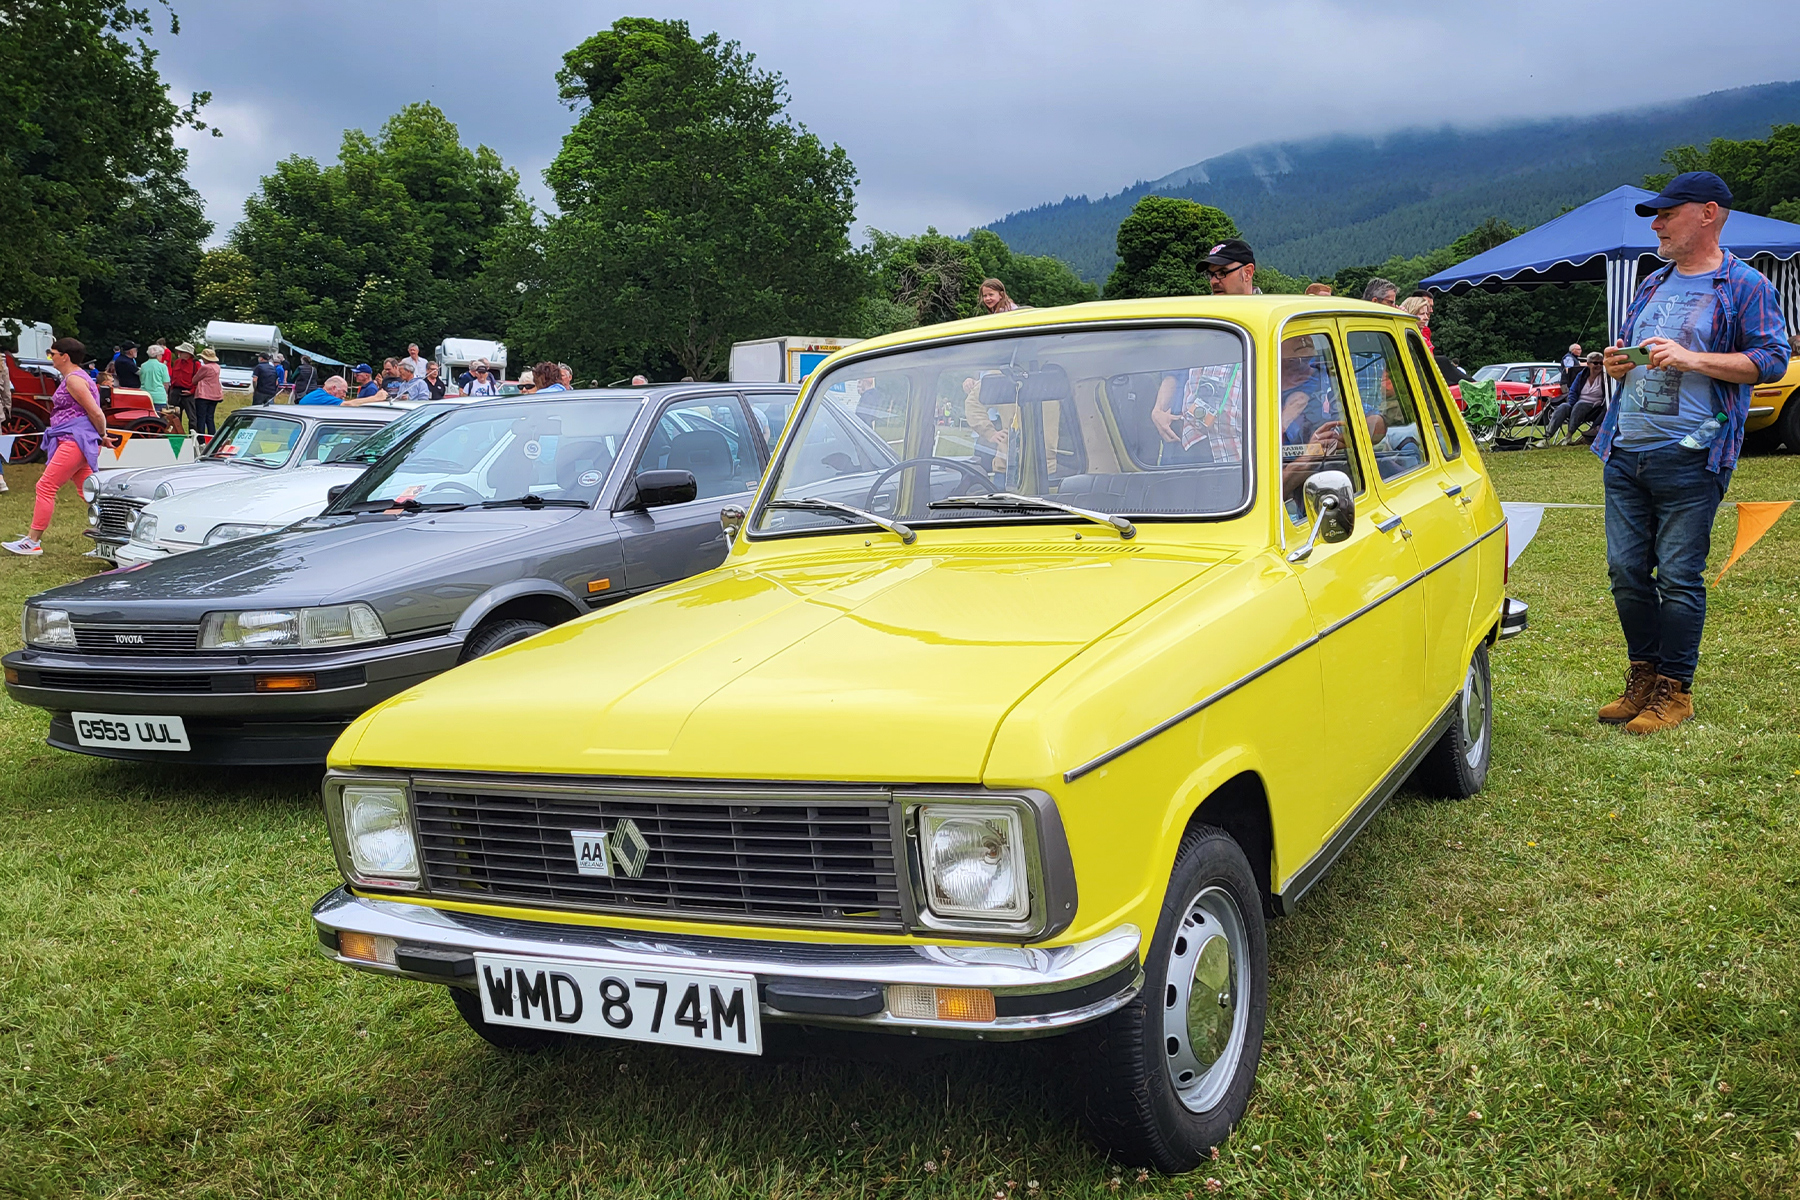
[[3, 537, 42, 556], [0, 476, 9, 492]]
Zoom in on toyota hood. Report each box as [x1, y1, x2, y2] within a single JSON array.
[[337, 543, 1227, 782]]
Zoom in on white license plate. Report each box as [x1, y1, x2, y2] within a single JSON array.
[[71, 712, 190, 751], [474, 954, 762, 1055]]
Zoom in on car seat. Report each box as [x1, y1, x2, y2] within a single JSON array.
[[555, 438, 613, 494], [664, 429, 736, 498]]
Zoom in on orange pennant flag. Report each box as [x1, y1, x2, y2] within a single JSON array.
[[1713, 501, 1793, 586], [108, 429, 134, 459]]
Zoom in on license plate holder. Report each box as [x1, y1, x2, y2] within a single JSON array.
[[474, 954, 762, 1055], [71, 712, 190, 751]]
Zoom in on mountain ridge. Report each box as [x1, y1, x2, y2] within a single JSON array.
[[983, 81, 1800, 281]]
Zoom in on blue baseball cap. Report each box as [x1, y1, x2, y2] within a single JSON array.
[[1635, 171, 1734, 216], [353, 363, 372, 375]]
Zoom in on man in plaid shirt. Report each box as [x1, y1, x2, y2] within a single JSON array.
[[1592, 171, 1790, 734]]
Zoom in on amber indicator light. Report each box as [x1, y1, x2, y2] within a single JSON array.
[[934, 987, 997, 1022], [338, 931, 379, 962], [255, 673, 318, 692], [588, 578, 612, 593]]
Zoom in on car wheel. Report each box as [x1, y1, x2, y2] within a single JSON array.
[[1777, 397, 1800, 454], [1079, 825, 1267, 1173], [449, 986, 572, 1053], [1742, 425, 1782, 455], [458, 618, 549, 663], [1414, 642, 1492, 798]]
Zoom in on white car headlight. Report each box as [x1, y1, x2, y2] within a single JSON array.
[[204, 522, 279, 545], [23, 606, 77, 648], [916, 804, 1029, 921], [198, 603, 386, 649], [87, 501, 101, 527], [129, 513, 158, 546], [340, 784, 419, 882], [81, 475, 101, 503]]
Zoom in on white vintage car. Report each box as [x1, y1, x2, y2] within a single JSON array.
[[113, 403, 462, 565]]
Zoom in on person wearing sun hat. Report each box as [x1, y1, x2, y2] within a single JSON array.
[[1589, 170, 1790, 733], [191, 347, 223, 437]]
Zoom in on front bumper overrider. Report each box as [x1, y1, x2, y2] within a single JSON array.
[[312, 886, 1142, 1040]]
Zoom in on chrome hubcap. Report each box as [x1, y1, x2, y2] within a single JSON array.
[[1461, 660, 1489, 771], [1161, 886, 1250, 1113]]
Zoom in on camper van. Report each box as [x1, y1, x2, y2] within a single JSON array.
[[435, 338, 507, 388], [202, 321, 283, 391], [728, 336, 861, 384]]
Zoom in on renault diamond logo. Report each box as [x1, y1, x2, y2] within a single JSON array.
[[610, 817, 650, 878]]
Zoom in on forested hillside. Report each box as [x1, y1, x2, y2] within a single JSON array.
[[986, 81, 1800, 282]]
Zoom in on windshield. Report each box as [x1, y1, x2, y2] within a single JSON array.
[[203, 412, 303, 468], [332, 396, 644, 511], [324, 403, 452, 465], [756, 324, 1251, 536], [1471, 365, 1505, 382]]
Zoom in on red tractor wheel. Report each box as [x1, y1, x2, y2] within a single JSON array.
[[3, 408, 46, 464]]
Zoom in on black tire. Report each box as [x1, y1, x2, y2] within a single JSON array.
[[1413, 641, 1492, 798], [1079, 825, 1268, 1173], [449, 986, 572, 1053], [458, 618, 549, 664], [1742, 425, 1783, 455], [1776, 396, 1800, 454]]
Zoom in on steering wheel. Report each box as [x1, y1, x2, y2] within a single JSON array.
[[861, 457, 994, 514], [414, 481, 485, 505]]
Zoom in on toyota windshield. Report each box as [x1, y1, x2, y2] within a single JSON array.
[[754, 324, 1252, 537]]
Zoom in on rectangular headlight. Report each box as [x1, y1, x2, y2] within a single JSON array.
[[204, 522, 278, 545], [916, 804, 1030, 921], [23, 607, 77, 648], [339, 784, 419, 884], [129, 513, 158, 546], [199, 603, 385, 649]]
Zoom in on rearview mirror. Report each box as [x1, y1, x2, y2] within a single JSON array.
[[617, 469, 698, 511], [1286, 470, 1356, 563]]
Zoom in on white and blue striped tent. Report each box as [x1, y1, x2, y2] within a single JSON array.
[[1420, 185, 1800, 346]]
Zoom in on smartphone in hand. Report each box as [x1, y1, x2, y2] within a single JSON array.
[[1618, 345, 1653, 367]]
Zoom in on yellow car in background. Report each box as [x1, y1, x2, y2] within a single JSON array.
[[1746, 352, 1800, 451], [311, 297, 1521, 1172]]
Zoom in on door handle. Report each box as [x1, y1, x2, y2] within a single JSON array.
[[1439, 482, 1463, 497], [1375, 514, 1404, 534]]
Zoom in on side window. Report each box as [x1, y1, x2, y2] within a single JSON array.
[[635, 397, 757, 500], [1504, 367, 1533, 384], [1406, 332, 1461, 462], [746, 392, 799, 457], [1279, 332, 1364, 524], [1345, 329, 1429, 482]]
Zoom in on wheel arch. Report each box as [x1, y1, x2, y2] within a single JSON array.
[[451, 582, 586, 638], [1180, 769, 1277, 918]]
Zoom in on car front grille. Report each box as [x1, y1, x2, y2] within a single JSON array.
[[71, 623, 200, 654], [37, 670, 212, 692], [412, 782, 907, 931], [93, 497, 144, 539]]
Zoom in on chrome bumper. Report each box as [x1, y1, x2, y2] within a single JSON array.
[[1500, 596, 1528, 640], [312, 887, 1141, 1040]]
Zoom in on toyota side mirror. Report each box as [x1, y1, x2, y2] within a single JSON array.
[[1287, 470, 1356, 563], [617, 469, 698, 511]]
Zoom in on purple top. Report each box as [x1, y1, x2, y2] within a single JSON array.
[[43, 372, 104, 472]]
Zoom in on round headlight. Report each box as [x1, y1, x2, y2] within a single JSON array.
[[153, 481, 175, 500], [81, 476, 101, 503], [88, 502, 101, 527]]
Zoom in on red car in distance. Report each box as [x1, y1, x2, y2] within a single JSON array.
[[1447, 361, 1563, 416], [4, 353, 170, 464]]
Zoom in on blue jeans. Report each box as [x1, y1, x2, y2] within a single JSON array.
[[1603, 445, 1730, 684]]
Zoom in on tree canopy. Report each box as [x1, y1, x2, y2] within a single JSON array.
[[523, 17, 861, 381], [1103, 196, 1239, 299], [1648, 124, 1800, 223], [225, 103, 526, 363], [0, 0, 212, 345]]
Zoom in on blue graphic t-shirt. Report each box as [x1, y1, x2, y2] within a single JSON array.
[[1616, 269, 1719, 450]]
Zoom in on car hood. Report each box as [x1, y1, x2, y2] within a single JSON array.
[[147, 464, 366, 545], [337, 543, 1227, 782], [98, 458, 258, 501], [39, 508, 587, 624]]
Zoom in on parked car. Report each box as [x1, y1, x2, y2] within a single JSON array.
[[4, 352, 169, 465], [305, 298, 1525, 1171], [6, 384, 800, 765], [1450, 361, 1560, 415], [112, 403, 468, 566], [81, 404, 412, 563], [1745, 351, 1800, 452]]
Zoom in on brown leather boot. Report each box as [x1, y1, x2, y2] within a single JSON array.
[[1598, 661, 1658, 724], [1625, 676, 1694, 735]]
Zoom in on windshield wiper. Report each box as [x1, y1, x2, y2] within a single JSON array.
[[765, 497, 916, 545], [343, 497, 466, 513], [481, 494, 588, 509], [929, 492, 1136, 539]]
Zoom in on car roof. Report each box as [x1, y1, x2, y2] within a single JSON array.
[[476, 382, 800, 406], [230, 404, 404, 423]]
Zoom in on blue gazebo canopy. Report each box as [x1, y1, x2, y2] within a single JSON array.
[[1421, 185, 1800, 343]]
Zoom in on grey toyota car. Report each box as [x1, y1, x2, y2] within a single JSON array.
[[6, 384, 800, 764]]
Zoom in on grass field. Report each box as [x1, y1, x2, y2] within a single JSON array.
[[1, 445, 1797, 1198]]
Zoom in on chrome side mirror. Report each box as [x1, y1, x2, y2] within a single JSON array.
[[719, 504, 746, 539], [1287, 470, 1356, 563]]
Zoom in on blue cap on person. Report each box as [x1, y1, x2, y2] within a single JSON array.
[[1635, 171, 1734, 217], [353, 363, 372, 375]]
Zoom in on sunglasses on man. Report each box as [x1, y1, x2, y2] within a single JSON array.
[[1206, 263, 1246, 282]]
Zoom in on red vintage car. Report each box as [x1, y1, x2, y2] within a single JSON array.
[[1447, 361, 1564, 415], [4, 353, 171, 464]]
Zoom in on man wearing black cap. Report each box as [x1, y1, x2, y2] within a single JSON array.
[[1202, 240, 1260, 295], [1590, 170, 1789, 734]]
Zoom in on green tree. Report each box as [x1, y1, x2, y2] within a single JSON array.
[[1648, 125, 1800, 218], [966, 229, 1097, 307], [530, 18, 861, 381], [867, 228, 982, 327], [228, 103, 527, 363], [0, 0, 212, 337], [193, 248, 260, 324], [1102, 196, 1238, 299]]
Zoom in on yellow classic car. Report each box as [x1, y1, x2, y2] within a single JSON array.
[[312, 297, 1524, 1172], [1745, 351, 1800, 451]]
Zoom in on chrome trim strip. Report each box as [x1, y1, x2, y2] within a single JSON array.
[[1748, 406, 1774, 417], [1063, 519, 1505, 782]]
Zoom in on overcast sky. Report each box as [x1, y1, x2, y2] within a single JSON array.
[[153, 0, 1800, 244]]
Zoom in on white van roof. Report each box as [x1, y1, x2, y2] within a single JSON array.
[[204, 321, 282, 352], [437, 338, 507, 366]]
